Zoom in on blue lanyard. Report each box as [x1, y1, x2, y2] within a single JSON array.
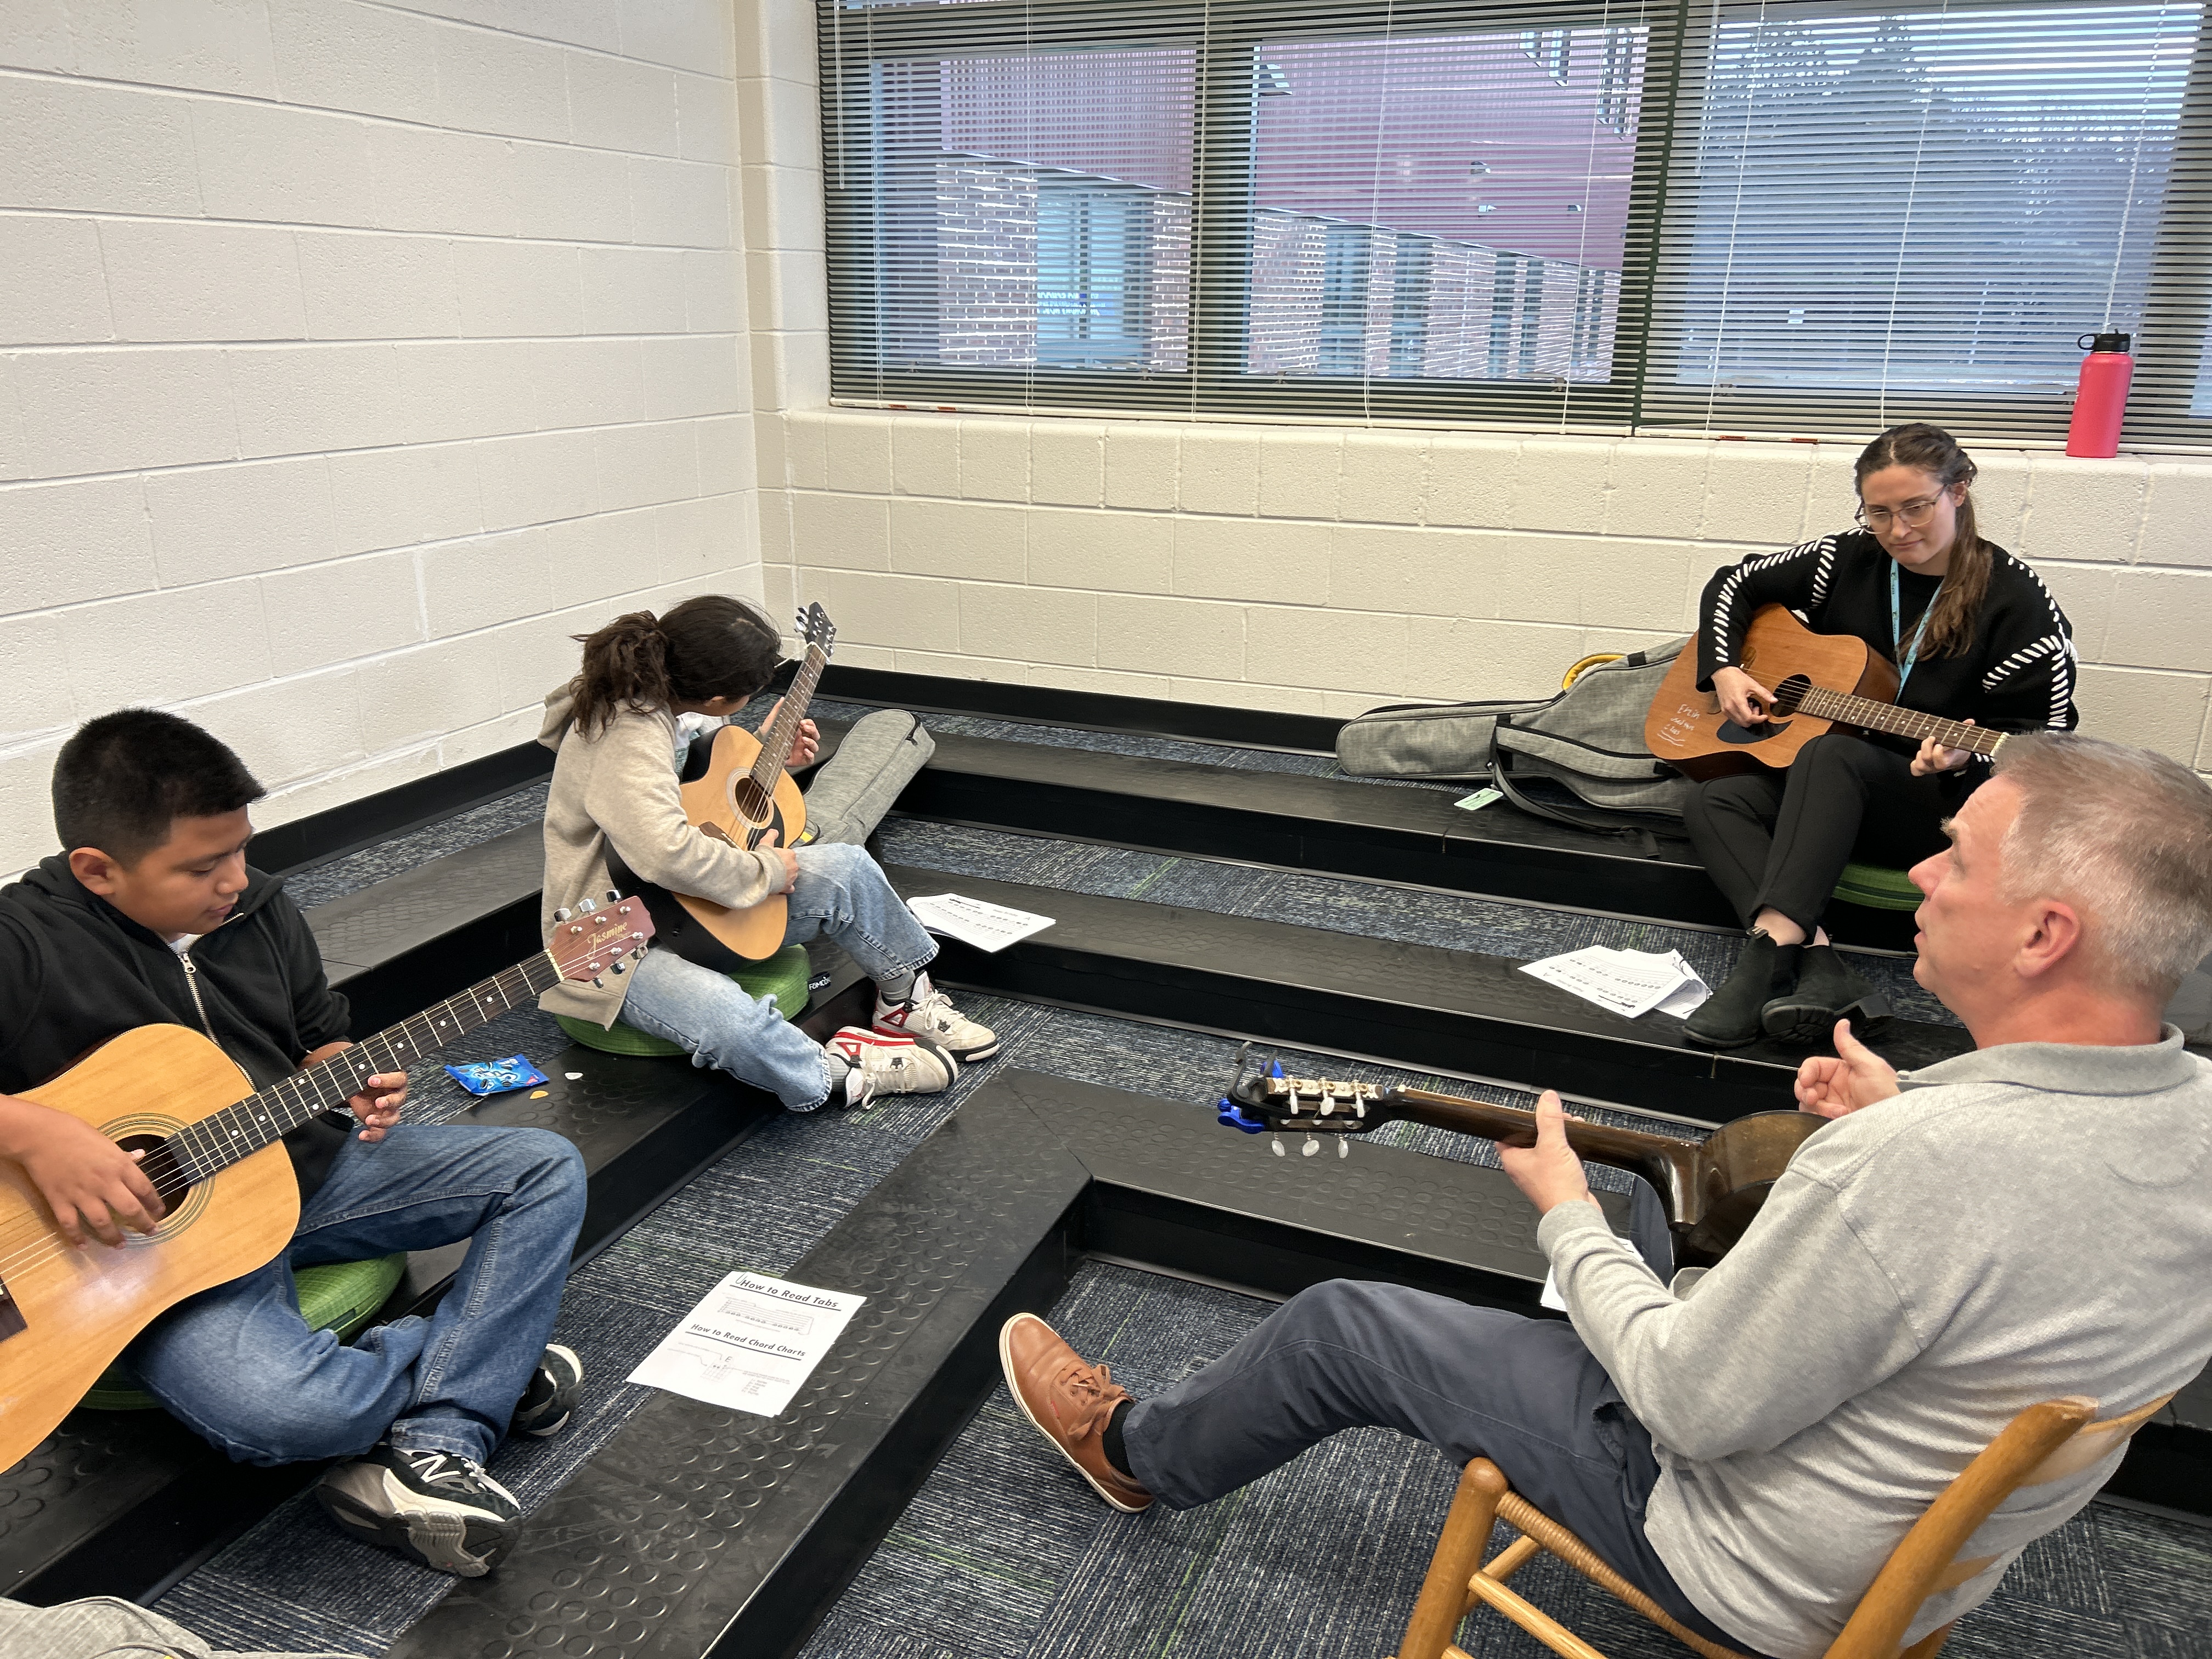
[[1891, 563, 1939, 692]]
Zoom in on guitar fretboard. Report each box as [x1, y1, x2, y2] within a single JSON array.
[[1791, 684, 2007, 758], [163, 952, 565, 1185], [747, 643, 828, 793]]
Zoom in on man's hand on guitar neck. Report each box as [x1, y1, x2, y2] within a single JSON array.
[[1794, 1020, 1901, 1119], [303, 1041, 408, 1143], [1497, 1090, 1599, 1218], [0, 1094, 164, 1247], [1711, 665, 1778, 729]]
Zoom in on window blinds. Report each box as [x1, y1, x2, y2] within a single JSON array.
[[1641, 1, 2207, 441], [817, 0, 2212, 445]]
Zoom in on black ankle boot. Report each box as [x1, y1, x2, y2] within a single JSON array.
[[1760, 943, 1893, 1045], [1685, 931, 1800, 1049]]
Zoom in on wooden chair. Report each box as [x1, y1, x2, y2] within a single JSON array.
[[1392, 1391, 2172, 1659]]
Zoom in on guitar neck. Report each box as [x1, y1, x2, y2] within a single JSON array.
[[172, 951, 567, 1180], [1385, 1087, 1701, 1199], [747, 645, 828, 791], [1792, 685, 2006, 758]]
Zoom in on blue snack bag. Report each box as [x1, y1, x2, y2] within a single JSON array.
[[444, 1054, 550, 1096]]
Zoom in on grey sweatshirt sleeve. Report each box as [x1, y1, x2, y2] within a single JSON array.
[[583, 712, 788, 910], [1537, 1163, 1922, 1460]]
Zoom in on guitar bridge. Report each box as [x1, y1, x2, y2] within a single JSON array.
[[0, 1272, 24, 1343]]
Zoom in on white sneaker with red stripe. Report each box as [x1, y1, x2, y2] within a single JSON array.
[[873, 972, 999, 1063], [826, 1025, 957, 1107]]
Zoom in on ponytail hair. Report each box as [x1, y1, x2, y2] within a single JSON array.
[[1853, 422, 1993, 661], [568, 595, 783, 737]]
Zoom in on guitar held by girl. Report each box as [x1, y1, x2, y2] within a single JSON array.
[[536, 595, 999, 1112]]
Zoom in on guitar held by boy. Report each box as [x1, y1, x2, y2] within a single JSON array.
[[0, 898, 653, 1473]]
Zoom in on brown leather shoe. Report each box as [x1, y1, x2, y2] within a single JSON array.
[[998, 1313, 1154, 1513]]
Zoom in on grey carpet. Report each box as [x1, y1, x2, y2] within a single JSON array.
[[279, 780, 549, 910]]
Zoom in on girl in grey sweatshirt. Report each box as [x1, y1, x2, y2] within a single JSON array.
[[535, 596, 995, 1109]]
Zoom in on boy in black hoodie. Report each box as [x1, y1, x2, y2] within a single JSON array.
[[0, 710, 586, 1578]]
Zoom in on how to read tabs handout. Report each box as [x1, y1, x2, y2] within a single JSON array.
[[628, 1272, 866, 1417]]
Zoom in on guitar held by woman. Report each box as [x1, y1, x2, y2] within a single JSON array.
[[1676, 423, 2078, 1051]]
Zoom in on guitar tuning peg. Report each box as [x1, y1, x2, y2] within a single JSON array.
[[1337, 1138, 1350, 1159], [604, 889, 619, 904], [577, 896, 597, 913], [610, 960, 625, 975], [553, 908, 571, 922], [591, 977, 605, 989], [1302, 1135, 1320, 1158], [1270, 1136, 1285, 1158]]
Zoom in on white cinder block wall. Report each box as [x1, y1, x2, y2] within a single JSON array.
[[743, 1, 2211, 780], [763, 416, 2212, 775], [0, 0, 759, 874]]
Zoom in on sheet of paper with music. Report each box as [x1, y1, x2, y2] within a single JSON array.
[[1520, 946, 1711, 1020], [905, 891, 1056, 953]]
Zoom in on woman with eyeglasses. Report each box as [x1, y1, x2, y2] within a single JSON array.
[[1679, 422, 2078, 1049]]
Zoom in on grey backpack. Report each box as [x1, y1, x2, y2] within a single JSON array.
[[1334, 639, 1692, 832], [803, 708, 936, 846]]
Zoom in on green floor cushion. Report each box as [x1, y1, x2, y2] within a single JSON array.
[[555, 943, 815, 1058], [1833, 862, 1922, 912], [83, 1251, 409, 1412]]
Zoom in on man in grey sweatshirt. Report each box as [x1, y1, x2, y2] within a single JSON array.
[[998, 733, 2212, 1659]]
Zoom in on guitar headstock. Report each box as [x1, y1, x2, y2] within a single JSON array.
[[794, 602, 837, 662], [1216, 1045, 1392, 1158], [548, 893, 656, 988]]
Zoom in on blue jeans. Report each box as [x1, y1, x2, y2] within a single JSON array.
[[126, 1122, 586, 1468], [618, 840, 938, 1111], [1121, 1279, 1762, 1657]]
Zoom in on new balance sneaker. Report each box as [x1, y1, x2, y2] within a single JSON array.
[[826, 1025, 957, 1107], [873, 971, 999, 1063], [508, 1344, 584, 1439], [315, 1444, 521, 1577]]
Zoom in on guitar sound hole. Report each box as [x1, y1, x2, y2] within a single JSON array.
[[730, 777, 773, 823], [122, 1133, 199, 1212]]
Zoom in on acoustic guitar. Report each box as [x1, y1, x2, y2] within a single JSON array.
[[1644, 604, 2009, 781], [628, 605, 838, 968], [1216, 1049, 1822, 1263], [0, 896, 654, 1472]]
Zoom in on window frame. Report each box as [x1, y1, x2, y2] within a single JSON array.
[[817, 0, 2212, 448]]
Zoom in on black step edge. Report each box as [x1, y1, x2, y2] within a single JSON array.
[[254, 743, 554, 879], [805, 719, 1917, 951], [881, 866, 1973, 1125], [383, 1068, 1640, 1659], [821, 665, 1345, 753]]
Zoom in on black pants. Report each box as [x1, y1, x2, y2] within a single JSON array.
[[1680, 732, 1969, 934]]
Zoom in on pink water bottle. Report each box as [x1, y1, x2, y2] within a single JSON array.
[[2066, 331, 2134, 458]]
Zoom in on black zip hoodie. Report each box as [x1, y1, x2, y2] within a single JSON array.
[[0, 857, 356, 1203]]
